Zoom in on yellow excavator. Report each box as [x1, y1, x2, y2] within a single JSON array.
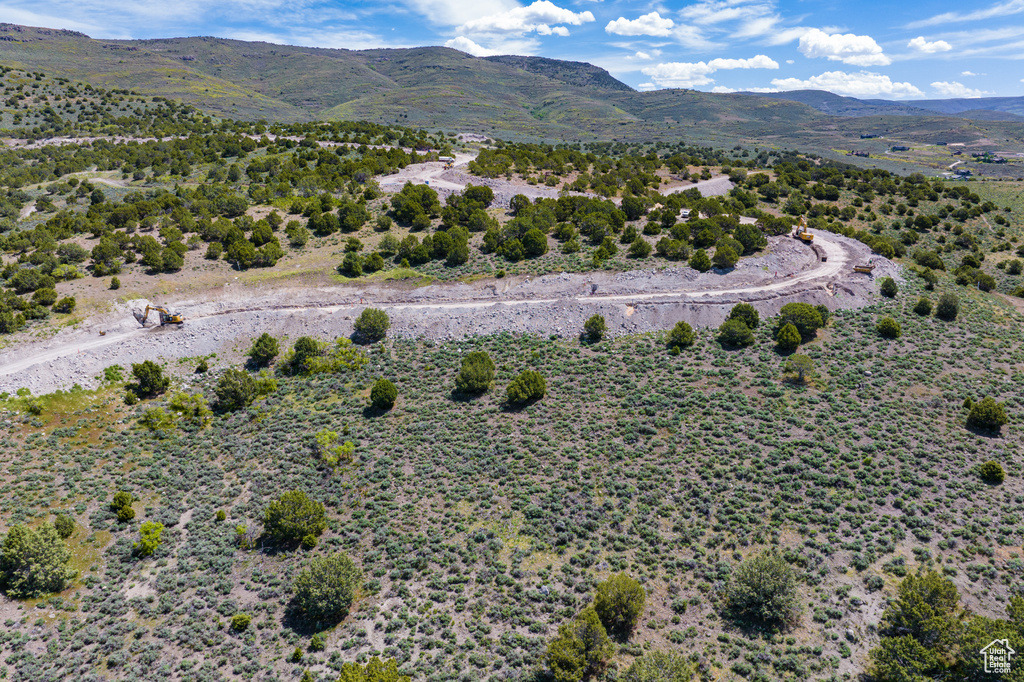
[[133, 305, 184, 327], [793, 218, 814, 243]]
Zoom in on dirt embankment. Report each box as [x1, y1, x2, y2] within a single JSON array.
[[0, 231, 894, 395]]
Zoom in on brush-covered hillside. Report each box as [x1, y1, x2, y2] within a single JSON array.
[[2, 23, 1023, 161]]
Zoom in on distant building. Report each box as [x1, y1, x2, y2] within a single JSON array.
[[955, 168, 972, 177], [860, 134, 879, 139], [891, 145, 910, 152]]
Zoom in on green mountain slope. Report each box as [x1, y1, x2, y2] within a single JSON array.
[[1, 23, 1021, 158]]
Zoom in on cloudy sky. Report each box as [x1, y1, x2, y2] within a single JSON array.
[[3, 0, 1024, 99]]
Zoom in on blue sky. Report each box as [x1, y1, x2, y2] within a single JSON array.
[[3, 0, 1024, 99]]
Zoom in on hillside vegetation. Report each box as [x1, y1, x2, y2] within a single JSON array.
[[1, 23, 1022, 162], [0, 63, 1023, 682]]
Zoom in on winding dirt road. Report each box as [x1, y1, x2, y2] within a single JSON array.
[[0, 229, 891, 395]]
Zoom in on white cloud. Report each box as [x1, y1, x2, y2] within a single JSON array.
[[641, 54, 779, 88], [711, 86, 781, 93], [400, 0, 518, 27], [908, 36, 952, 53], [799, 28, 891, 66], [681, 0, 771, 26], [605, 11, 674, 37], [457, 1, 594, 36], [444, 36, 499, 56], [0, 6, 109, 35], [931, 81, 988, 97], [637, 82, 658, 91], [907, 0, 1024, 28], [961, 70, 979, 76], [226, 29, 390, 51], [771, 71, 925, 98]]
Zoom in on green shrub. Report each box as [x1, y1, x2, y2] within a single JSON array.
[[230, 613, 251, 631], [594, 573, 646, 636], [776, 322, 800, 351], [0, 524, 76, 598], [309, 634, 325, 652], [666, 321, 695, 350], [724, 550, 801, 630], [315, 430, 355, 468], [130, 360, 169, 398], [728, 303, 759, 329], [880, 277, 898, 297], [370, 378, 398, 410], [713, 244, 738, 269], [629, 237, 652, 258], [877, 317, 901, 339], [168, 392, 212, 427], [134, 521, 164, 557], [139, 406, 175, 432], [718, 318, 754, 348], [506, 370, 546, 404], [109, 276, 120, 290], [53, 296, 76, 314], [936, 293, 959, 321], [967, 397, 1007, 433], [979, 461, 1005, 484], [336, 657, 409, 682], [688, 249, 711, 272], [53, 515, 74, 539], [32, 287, 58, 307], [621, 651, 695, 682], [784, 354, 815, 384], [263, 491, 327, 544], [777, 303, 823, 341], [545, 606, 613, 682], [870, 571, 963, 681], [292, 552, 362, 627], [455, 351, 495, 393], [354, 308, 390, 342], [247, 333, 279, 367], [584, 314, 607, 342], [289, 336, 322, 373], [913, 298, 932, 316], [111, 491, 135, 522], [214, 368, 258, 412]]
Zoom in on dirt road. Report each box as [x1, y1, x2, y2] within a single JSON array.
[[0, 229, 893, 395]]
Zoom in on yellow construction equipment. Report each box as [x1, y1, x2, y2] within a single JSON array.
[[793, 218, 814, 243], [854, 264, 876, 274], [133, 305, 184, 327], [439, 156, 455, 169]]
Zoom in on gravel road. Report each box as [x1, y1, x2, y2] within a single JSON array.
[[0, 230, 894, 395]]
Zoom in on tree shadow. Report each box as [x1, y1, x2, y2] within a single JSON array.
[[500, 399, 537, 413], [361, 405, 388, 419], [448, 388, 487, 403], [280, 603, 327, 637], [965, 423, 1003, 439]]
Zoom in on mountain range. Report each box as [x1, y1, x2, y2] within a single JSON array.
[[1, 23, 1022, 159]]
